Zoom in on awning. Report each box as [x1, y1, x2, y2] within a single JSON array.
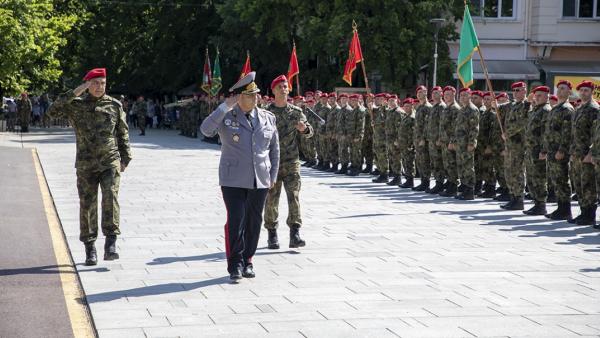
[[452, 60, 540, 80], [539, 61, 600, 75]]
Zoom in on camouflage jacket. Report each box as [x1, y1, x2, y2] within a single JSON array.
[[477, 107, 496, 151], [363, 106, 373, 139], [426, 101, 446, 146], [132, 101, 147, 118], [414, 101, 432, 144], [453, 102, 479, 147], [314, 102, 330, 133], [47, 90, 131, 171], [439, 101, 460, 145], [336, 104, 352, 137], [571, 99, 598, 158], [398, 109, 415, 150], [17, 97, 32, 118], [267, 103, 314, 165], [499, 100, 531, 142], [372, 106, 387, 142], [348, 106, 366, 140], [543, 101, 574, 157], [385, 107, 402, 146], [587, 101, 600, 160], [326, 104, 340, 137], [525, 103, 551, 159]]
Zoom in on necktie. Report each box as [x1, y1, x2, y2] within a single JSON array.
[[245, 113, 253, 129]]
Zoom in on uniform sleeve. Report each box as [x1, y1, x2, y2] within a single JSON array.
[[46, 90, 77, 119], [298, 110, 314, 139], [357, 109, 366, 139], [506, 103, 530, 138], [468, 108, 480, 146], [200, 102, 230, 137], [116, 103, 132, 166], [558, 108, 572, 154]]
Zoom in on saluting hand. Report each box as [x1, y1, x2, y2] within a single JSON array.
[[296, 121, 307, 132], [225, 95, 238, 108], [74, 81, 91, 97]]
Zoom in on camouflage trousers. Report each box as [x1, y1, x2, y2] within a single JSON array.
[[442, 147, 458, 184], [76, 166, 121, 243], [476, 151, 495, 184], [301, 136, 316, 161], [428, 142, 445, 182], [389, 143, 402, 175], [525, 153, 548, 202], [137, 114, 146, 133], [548, 158, 571, 202], [318, 132, 328, 162], [327, 135, 339, 164], [350, 139, 363, 168], [401, 146, 415, 177], [373, 134, 388, 173], [264, 163, 302, 229], [362, 132, 374, 166], [504, 141, 525, 197], [415, 142, 431, 179], [570, 158, 596, 208], [337, 136, 350, 164], [456, 145, 475, 188], [493, 151, 506, 188]]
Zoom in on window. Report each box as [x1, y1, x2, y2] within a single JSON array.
[[470, 0, 515, 18], [562, 0, 600, 18]]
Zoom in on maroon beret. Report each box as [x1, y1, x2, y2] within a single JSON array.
[[557, 80, 572, 89], [415, 85, 427, 94], [511, 81, 526, 89], [576, 80, 595, 91], [532, 86, 550, 94], [271, 75, 288, 90], [443, 86, 456, 93], [83, 68, 106, 81]]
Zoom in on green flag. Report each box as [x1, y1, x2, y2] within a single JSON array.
[[457, 5, 480, 88], [211, 50, 222, 97]]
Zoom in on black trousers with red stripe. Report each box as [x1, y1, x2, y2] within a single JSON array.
[[221, 186, 269, 274]]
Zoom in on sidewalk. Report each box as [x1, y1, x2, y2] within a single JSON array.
[[1, 127, 599, 338]]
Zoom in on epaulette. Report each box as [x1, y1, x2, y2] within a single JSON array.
[[289, 103, 303, 112]]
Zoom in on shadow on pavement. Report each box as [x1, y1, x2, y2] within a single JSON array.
[[0, 264, 107, 275]]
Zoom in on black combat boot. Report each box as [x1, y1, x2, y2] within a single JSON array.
[[370, 168, 380, 176], [362, 163, 373, 174], [457, 184, 465, 193], [311, 161, 321, 169], [289, 225, 306, 248], [104, 235, 119, 261], [500, 195, 515, 209], [439, 182, 457, 197], [494, 187, 511, 201], [481, 184, 497, 198], [372, 174, 389, 183], [547, 188, 557, 203], [347, 166, 360, 176], [506, 195, 524, 210], [524, 201, 547, 215], [387, 175, 400, 185], [545, 201, 572, 221], [577, 205, 597, 226], [428, 181, 444, 194], [458, 186, 475, 200], [413, 178, 430, 192], [473, 181, 482, 196], [267, 229, 279, 249], [572, 193, 578, 201], [399, 176, 414, 189], [568, 210, 582, 224], [84, 242, 97, 266], [242, 264, 255, 278], [335, 163, 348, 174], [328, 163, 339, 172]]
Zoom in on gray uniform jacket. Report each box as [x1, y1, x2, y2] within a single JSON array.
[[201, 102, 280, 189]]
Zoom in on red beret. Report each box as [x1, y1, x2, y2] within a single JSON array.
[[338, 93, 348, 98], [319, 94, 328, 100], [271, 75, 288, 90], [511, 81, 526, 89], [482, 91, 493, 98], [349, 94, 361, 99], [366, 93, 374, 98], [403, 98, 414, 105], [495, 92, 509, 99], [532, 86, 550, 94], [431, 86, 443, 92], [576, 80, 595, 91], [389, 94, 398, 99], [550, 95, 558, 101], [306, 99, 315, 104], [305, 91, 314, 96], [415, 85, 427, 94], [459, 88, 471, 94], [328, 92, 337, 98], [315, 90, 323, 95], [471, 90, 484, 97], [443, 86, 456, 93], [83, 68, 106, 81], [293, 96, 305, 101], [375, 93, 387, 98], [557, 80, 572, 89]]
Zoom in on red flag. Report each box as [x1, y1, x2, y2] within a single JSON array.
[[287, 43, 300, 92], [201, 48, 212, 95], [342, 28, 364, 86], [239, 51, 252, 80]]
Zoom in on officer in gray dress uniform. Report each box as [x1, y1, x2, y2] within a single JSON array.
[[200, 72, 280, 281]]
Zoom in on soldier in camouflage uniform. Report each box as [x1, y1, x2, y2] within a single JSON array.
[[478, 92, 500, 198], [335, 94, 351, 174], [471, 90, 486, 195], [571, 80, 599, 226], [361, 94, 374, 174], [347, 94, 366, 176], [414, 86, 432, 191], [132, 95, 147, 136], [543, 80, 574, 220], [492, 92, 510, 201], [398, 98, 416, 188], [523, 86, 551, 215], [46, 68, 131, 266], [326, 93, 340, 172], [450, 88, 479, 200], [384, 95, 403, 186], [372, 93, 389, 183], [497, 81, 531, 210], [427, 86, 447, 194], [264, 75, 314, 249], [16, 92, 32, 132], [439, 86, 460, 197], [314, 93, 331, 170]]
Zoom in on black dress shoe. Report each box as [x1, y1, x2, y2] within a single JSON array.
[[242, 265, 255, 278], [104, 235, 119, 260], [85, 242, 97, 266], [230, 267, 243, 281], [267, 229, 279, 249]]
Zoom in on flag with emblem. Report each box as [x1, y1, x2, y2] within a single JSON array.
[[287, 42, 300, 92], [211, 49, 222, 96], [457, 4, 480, 88], [239, 51, 251, 80], [342, 24, 364, 86], [201, 48, 212, 95]]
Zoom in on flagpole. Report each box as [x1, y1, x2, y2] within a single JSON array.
[[353, 21, 374, 120], [475, 34, 505, 137]]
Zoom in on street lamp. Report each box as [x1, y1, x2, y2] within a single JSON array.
[[430, 18, 446, 87]]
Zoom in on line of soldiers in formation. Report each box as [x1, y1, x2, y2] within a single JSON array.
[[253, 80, 600, 230]]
